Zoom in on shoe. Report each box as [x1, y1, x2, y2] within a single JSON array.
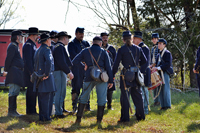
[[107, 106, 114, 110], [160, 107, 171, 110], [27, 112, 39, 115], [63, 109, 72, 113], [55, 114, 66, 118], [117, 119, 129, 124]]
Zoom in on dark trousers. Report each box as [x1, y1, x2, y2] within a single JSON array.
[[38, 92, 54, 121], [196, 74, 200, 97], [26, 86, 37, 114], [120, 85, 145, 121]]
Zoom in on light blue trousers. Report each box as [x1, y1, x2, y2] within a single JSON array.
[[53, 71, 67, 115], [8, 83, 20, 97], [79, 81, 108, 106], [141, 86, 149, 114], [159, 72, 171, 108]]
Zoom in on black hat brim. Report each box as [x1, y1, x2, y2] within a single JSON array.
[[56, 35, 71, 39], [134, 35, 144, 41], [38, 37, 50, 44]]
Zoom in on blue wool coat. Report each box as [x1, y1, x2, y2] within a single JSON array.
[[5, 42, 24, 87], [102, 44, 116, 91], [53, 41, 72, 74], [138, 42, 151, 87], [156, 49, 172, 72], [33, 44, 56, 93], [113, 44, 147, 88], [23, 39, 37, 87], [72, 44, 113, 83]]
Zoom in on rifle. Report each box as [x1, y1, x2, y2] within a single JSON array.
[[121, 73, 133, 114]]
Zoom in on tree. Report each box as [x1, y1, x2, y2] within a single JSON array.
[[0, 0, 23, 28], [138, 0, 200, 88]]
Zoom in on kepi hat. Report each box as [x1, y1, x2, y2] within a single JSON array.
[[38, 33, 50, 43]]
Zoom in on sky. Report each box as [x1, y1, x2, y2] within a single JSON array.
[[3, 0, 141, 41], [4, 0, 105, 41]]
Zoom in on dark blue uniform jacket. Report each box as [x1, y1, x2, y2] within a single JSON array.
[[33, 44, 56, 93], [23, 39, 37, 87], [138, 42, 151, 87], [50, 41, 56, 52], [156, 49, 172, 72], [102, 44, 116, 65], [5, 42, 24, 87], [113, 44, 147, 88], [72, 44, 113, 83], [68, 38, 90, 60], [53, 41, 72, 75], [102, 44, 116, 90], [150, 44, 159, 65]]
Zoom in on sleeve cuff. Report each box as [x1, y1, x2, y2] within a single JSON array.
[[157, 67, 161, 70]]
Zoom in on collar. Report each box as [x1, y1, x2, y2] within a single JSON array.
[[41, 43, 48, 47], [74, 37, 82, 43], [14, 41, 19, 46], [102, 43, 108, 48], [28, 38, 36, 45], [92, 44, 100, 47], [57, 41, 65, 46], [138, 42, 144, 47]]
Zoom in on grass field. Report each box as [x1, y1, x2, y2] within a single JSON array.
[[0, 87, 200, 133]]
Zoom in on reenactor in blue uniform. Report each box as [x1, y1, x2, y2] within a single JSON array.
[[101, 32, 116, 110], [193, 46, 200, 97], [33, 33, 56, 121], [49, 30, 58, 52], [3, 30, 24, 117], [150, 33, 160, 106], [113, 31, 147, 122], [23, 27, 40, 115], [152, 38, 172, 110], [53, 31, 74, 118], [133, 31, 151, 114], [67, 27, 90, 114], [73, 36, 113, 124]]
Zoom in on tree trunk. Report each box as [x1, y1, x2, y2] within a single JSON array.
[[183, 0, 197, 88], [181, 63, 184, 90], [151, 0, 160, 28], [128, 0, 140, 31]]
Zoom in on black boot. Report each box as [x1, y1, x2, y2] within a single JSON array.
[[85, 103, 90, 111], [107, 91, 113, 110], [97, 106, 105, 123], [85, 100, 93, 111], [8, 96, 22, 117], [63, 101, 72, 113], [75, 103, 86, 124]]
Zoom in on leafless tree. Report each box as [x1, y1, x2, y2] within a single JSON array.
[[0, 0, 23, 28]]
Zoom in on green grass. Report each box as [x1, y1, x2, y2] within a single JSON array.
[[0, 87, 200, 133]]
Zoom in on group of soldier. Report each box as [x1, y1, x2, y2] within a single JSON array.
[[3, 26, 178, 123]]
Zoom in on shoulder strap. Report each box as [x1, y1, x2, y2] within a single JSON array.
[[34, 47, 43, 72], [105, 44, 111, 51], [126, 46, 138, 68], [88, 48, 102, 72]]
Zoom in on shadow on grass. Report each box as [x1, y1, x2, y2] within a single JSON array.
[[0, 115, 39, 131], [187, 122, 200, 132], [54, 116, 138, 132], [81, 108, 109, 118]]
